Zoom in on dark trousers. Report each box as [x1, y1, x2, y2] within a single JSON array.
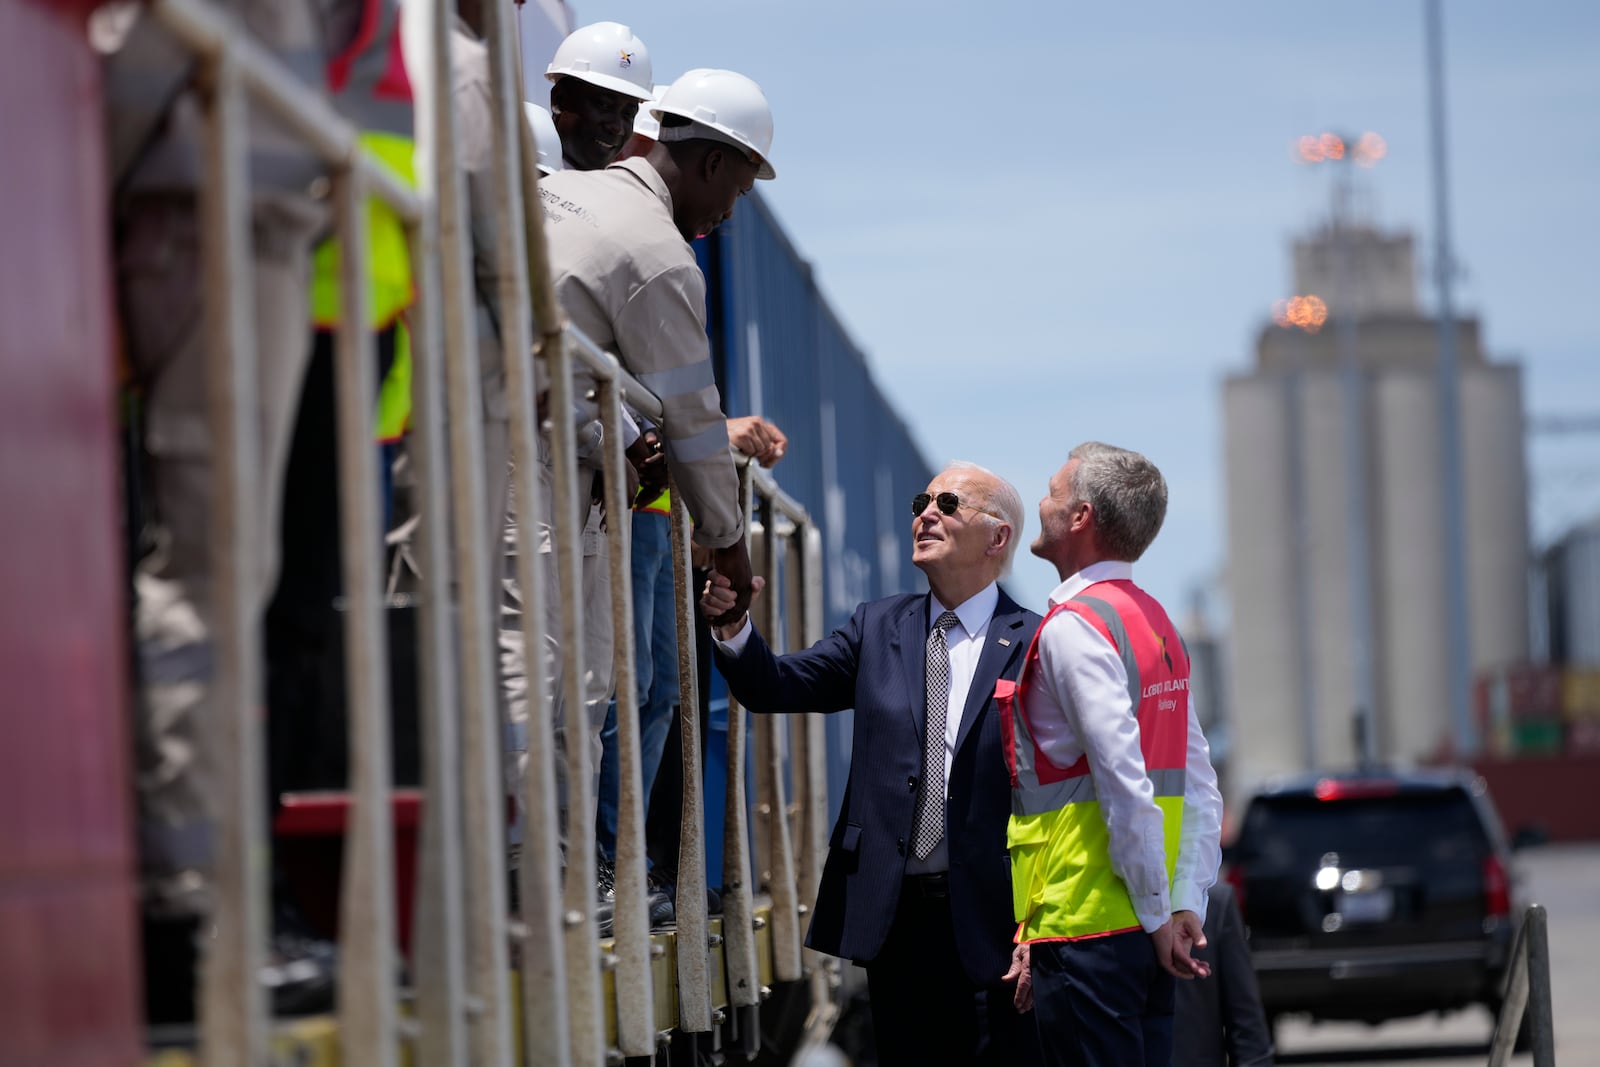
[[1031, 930, 1175, 1067], [865, 875, 1040, 1067], [266, 326, 397, 803]]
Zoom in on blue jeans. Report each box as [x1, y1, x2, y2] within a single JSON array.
[[596, 510, 679, 861]]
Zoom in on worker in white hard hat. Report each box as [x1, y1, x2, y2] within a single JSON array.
[[510, 67, 777, 926], [594, 80, 790, 915], [545, 21, 653, 171], [498, 25, 665, 936], [523, 102, 565, 175], [540, 65, 775, 606]]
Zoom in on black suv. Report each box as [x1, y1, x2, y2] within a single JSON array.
[[1226, 768, 1522, 1028]]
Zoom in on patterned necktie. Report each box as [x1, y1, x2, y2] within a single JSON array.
[[913, 610, 962, 859]]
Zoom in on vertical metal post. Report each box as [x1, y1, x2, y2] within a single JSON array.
[[196, 48, 268, 1067], [546, 340, 605, 1067], [786, 529, 814, 907], [1424, 0, 1477, 755], [424, 2, 513, 1062], [404, 202, 471, 1065], [1332, 170, 1381, 767], [478, 0, 572, 1060], [763, 520, 802, 983], [1525, 904, 1556, 1067], [1488, 904, 1554, 1067], [799, 524, 835, 1011], [749, 517, 774, 890], [669, 484, 714, 1034], [598, 378, 655, 1056], [785, 526, 821, 997], [331, 168, 400, 1067], [721, 471, 761, 1016]]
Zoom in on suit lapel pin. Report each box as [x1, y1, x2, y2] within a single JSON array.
[[998, 638, 1011, 647]]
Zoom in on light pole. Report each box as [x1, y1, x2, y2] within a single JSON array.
[[1424, 0, 1477, 757], [1297, 131, 1386, 769], [1272, 293, 1328, 770]]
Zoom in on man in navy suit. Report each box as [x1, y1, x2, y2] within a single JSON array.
[[703, 462, 1043, 1066]]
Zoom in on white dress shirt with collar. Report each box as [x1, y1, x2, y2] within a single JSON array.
[[1025, 560, 1223, 932], [715, 582, 1001, 875]]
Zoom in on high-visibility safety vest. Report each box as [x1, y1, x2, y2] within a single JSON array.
[[309, 0, 416, 332], [638, 487, 670, 515], [997, 579, 1190, 944]]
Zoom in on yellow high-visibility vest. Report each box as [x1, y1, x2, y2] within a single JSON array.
[[1000, 581, 1190, 943]]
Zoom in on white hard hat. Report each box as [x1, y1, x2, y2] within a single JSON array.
[[522, 103, 564, 175], [653, 69, 776, 180], [632, 85, 669, 141], [545, 22, 653, 102]]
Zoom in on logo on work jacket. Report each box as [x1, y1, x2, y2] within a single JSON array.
[[1155, 631, 1174, 672], [618, 49, 634, 68]]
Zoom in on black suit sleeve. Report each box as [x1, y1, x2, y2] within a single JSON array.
[[713, 601, 867, 714], [1215, 888, 1275, 1066]]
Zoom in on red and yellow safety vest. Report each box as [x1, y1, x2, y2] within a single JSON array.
[[308, 0, 417, 442], [997, 579, 1189, 943]]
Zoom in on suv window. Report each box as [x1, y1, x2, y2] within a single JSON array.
[[1236, 789, 1489, 869]]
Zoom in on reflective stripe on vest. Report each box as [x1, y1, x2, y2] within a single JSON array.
[[998, 580, 1190, 943], [310, 0, 416, 330]]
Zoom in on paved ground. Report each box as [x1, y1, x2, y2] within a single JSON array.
[[1275, 842, 1600, 1066]]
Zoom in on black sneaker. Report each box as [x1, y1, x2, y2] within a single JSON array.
[[650, 868, 722, 918], [264, 899, 337, 1017], [595, 856, 618, 937], [645, 869, 676, 930], [261, 930, 337, 1017]]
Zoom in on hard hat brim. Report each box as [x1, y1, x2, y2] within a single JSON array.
[[652, 107, 776, 180], [547, 68, 655, 102]]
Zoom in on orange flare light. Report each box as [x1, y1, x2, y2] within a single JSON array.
[[1274, 294, 1328, 333], [1355, 131, 1388, 167], [1295, 131, 1383, 167]]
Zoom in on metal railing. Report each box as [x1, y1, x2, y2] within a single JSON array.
[[140, 0, 834, 1063], [1487, 903, 1555, 1067]]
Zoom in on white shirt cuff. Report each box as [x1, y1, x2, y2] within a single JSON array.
[[714, 615, 753, 655], [1171, 882, 1208, 924], [1134, 890, 1172, 934]]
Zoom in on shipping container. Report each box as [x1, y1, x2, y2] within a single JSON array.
[[1560, 667, 1600, 721], [1500, 664, 1564, 720], [1510, 718, 1565, 756]]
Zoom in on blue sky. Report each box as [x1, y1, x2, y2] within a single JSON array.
[[578, 0, 1600, 616]]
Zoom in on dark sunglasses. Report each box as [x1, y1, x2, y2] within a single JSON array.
[[911, 491, 999, 519]]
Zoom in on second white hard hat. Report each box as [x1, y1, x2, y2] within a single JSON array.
[[632, 85, 669, 141], [653, 69, 776, 180], [523, 103, 564, 175], [545, 22, 653, 102]]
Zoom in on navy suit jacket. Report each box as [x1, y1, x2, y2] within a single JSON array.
[[715, 589, 1041, 986]]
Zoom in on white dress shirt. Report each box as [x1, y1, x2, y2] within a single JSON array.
[[1025, 560, 1223, 931], [716, 583, 1001, 875]]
